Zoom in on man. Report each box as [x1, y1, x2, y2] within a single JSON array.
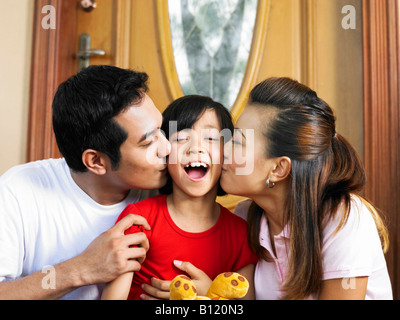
[[0, 65, 171, 299]]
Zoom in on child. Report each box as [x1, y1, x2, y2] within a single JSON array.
[[101, 95, 257, 300]]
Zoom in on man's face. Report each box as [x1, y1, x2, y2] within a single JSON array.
[[110, 94, 171, 190]]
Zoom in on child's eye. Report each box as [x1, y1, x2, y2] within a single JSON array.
[[175, 134, 189, 142], [205, 136, 219, 142]]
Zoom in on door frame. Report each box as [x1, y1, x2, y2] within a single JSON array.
[[27, 0, 77, 161], [362, 0, 400, 299]]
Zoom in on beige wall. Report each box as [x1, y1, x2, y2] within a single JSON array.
[[0, 0, 34, 175]]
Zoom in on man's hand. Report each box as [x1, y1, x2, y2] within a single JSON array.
[[0, 214, 150, 300], [141, 260, 212, 300], [77, 214, 151, 286]]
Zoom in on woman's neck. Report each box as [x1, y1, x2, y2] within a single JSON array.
[[167, 187, 220, 233], [252, 181, 289, 237]]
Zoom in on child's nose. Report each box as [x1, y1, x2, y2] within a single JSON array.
[[186, 145, 206, 155]]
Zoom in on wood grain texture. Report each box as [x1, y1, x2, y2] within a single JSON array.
[[27, 0, 77, 161], [362, 0, 400, 299]]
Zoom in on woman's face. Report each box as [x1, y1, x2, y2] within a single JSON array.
[[221, 105, 274, 197], [167, 109, 224, 198]]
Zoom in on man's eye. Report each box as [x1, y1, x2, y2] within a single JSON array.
[[232, 139, 242, 145], [142, 135, 157, 147], [141, 140, 153, 147], [142, 141, 152, 147]]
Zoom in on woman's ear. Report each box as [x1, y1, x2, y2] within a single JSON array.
[[271, 156, 291, 182], [81, 149, 107, 175]]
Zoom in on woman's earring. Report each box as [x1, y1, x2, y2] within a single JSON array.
[[266, 178, 275, 189]]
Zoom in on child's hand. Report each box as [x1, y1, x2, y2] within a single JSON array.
[[140, 277, 171, 300], [140, 260, 212, 299], [173, 260, 212, 296]]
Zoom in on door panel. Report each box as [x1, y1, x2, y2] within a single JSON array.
[[75, 0, 115, 69]]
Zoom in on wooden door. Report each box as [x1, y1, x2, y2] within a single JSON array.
[[27, 0, 119, 162]]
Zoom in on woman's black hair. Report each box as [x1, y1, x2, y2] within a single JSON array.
[[159, 95, 234, 196]]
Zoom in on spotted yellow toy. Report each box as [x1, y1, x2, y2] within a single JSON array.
[[170, 272, 249, 300]]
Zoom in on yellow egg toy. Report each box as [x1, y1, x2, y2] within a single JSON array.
[[170, 275, 198, 300], [170, 272, 249, 300], [206, 272, 249, 300]]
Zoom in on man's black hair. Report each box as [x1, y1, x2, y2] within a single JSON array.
[[160, 95, 234, 196], [52, 65, 149, 172]]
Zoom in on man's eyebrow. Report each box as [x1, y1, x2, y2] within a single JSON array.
[[138, 128, 158, 143]]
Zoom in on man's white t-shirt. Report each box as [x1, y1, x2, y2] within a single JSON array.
[[0, 158, 156, 300]]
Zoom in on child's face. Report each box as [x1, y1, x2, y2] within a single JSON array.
[[168, 109, 224, 198]]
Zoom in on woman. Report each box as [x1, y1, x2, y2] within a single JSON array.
[[221, 77, 392, 299]]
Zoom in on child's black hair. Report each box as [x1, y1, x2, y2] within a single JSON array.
[[160, 95, 234, 196]]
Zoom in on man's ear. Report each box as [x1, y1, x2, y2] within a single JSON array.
[[81, 149, 107, 175], [271, 156, 291, 182]]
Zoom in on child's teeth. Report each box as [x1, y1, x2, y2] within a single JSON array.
[[185, 162, 208, 168]]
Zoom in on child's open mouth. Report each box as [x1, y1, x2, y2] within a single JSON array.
[[184, 162, 210, 181]]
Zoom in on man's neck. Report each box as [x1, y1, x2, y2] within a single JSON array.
[[70, 170, 129, 206]]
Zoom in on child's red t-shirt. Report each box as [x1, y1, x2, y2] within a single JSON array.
[[115, 194, 258, 300]]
